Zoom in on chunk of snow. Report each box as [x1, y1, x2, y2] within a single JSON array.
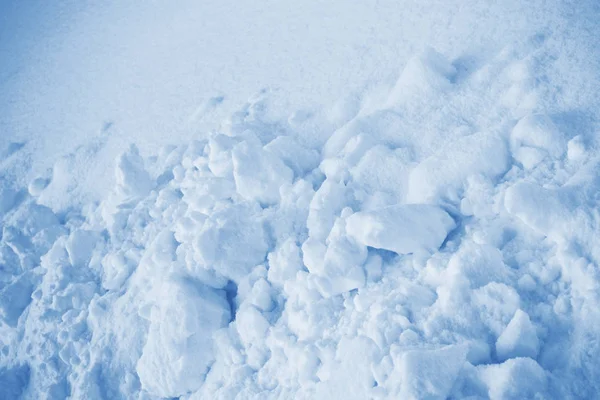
[[192, 203, 268, 283], [267, 239, 303, 287], [207, 134, 237, 178], [136, 277, 230, 398], [346, 204, 455, 255], [307, 179, 349, 242], [115, 144, 154, 199], [392, 344, 468, 400], [303, 212, 367, 297], [496, 309, 539, 361], [510, 114, 565, 161], [315, 336, 381, 399], [236, 305, 271, 348], [406, 132, 509, 204], [478, 358, 547, 400], [101, 251, 135, 291], [232, 138, 294, 205], [66, 230, 101, 267], [504, 181, 573, 239]]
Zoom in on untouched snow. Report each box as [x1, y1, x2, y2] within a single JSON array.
[[1, 0, 600, 399]]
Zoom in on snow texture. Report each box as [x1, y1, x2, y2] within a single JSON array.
[[2, 1, 600, 399]]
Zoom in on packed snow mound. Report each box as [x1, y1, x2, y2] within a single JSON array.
[[2, 30, 600, 400]]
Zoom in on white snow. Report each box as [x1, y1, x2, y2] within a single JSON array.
[[136, 277, 231, 397], [406, 132, 509, 205], [496, 309, 540, 362], [2, 0, 600, 399], [392, 344, 468, 400], [346, 204, 455, 255], [232, 136, 294, 206]]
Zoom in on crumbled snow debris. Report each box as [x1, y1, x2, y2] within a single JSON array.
[[345, 204, 455, 255], [2, 31, 600, 399], [496, 309, 540, 362]]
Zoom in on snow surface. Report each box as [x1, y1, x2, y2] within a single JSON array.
[[2, 0, 600, 399]]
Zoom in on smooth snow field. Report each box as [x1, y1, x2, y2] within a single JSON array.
[[1, 1, 600, 399]]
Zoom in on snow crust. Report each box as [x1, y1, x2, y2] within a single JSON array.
[[2, 1, 600, 399]]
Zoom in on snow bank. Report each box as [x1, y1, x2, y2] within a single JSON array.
[[2, 21, 600, 399]]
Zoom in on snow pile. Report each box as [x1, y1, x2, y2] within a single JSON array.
[[1, 33, 600, 400]]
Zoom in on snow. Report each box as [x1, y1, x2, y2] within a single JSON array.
[[496, 309, 540, 362], [2, 0, 600, 398], [345, 204, 455, 255], [406, 132, 509, 205], [136, 277, 231, 397], [510, 114, 566, 169], [392, 344, 468, 400], [232, 136, 294, 205], [479, 358, 548, 400]]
